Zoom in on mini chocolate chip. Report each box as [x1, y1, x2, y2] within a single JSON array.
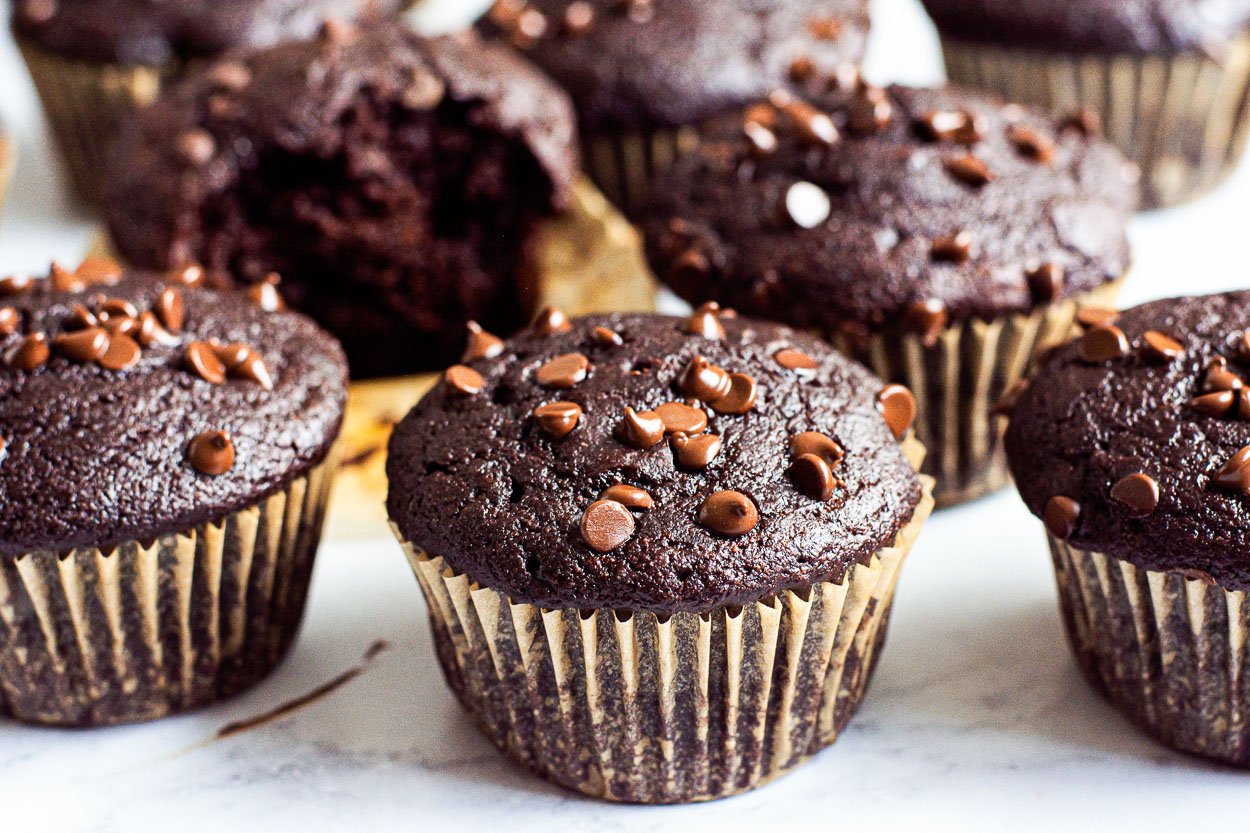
[[1006, 124, 1055, 164], [167, 264, 205, 288], [0, 307, 18, 335], [991, 378, 1030, 417], [581, 499, 635, 552], [600, 484, 653, 511], [710, 372, 758, 415], [619, 407, 665, 449], [1075, 307, 1120, 329], [98, 333, 141, 371], [155, 288, 185, 331], [247, 279, 285, 312], [848, 86, 893, 134], [536, 352, 590, 389], [774, 348, 818, 377], [903, 298, 948, 347], [679, 356, 732, 402], [656, 401, 708, 435], [698, 490, 759, 537], [877, 384, 916, 439], [1061, 107, 1102, 137], [135, 312, 179, 348], [188, 430, 235, 475], [74, 256, 123, 287], [53, 326, 108, 363], [563, 0, 594, 33], [232, 351, 274, 390], [1026, 263, 1064, 303], [590, 325, 623, 347], [185, 341, 226, 383], [1043, 496, 1081, 539], [1140, 331, 1184, 363], [103, 316, 138, 337], [1214, 446, 1250, 495], [1078, 324, 1130, 362], [6, 333, 49, 370], [784, 181, 831, 229], [770, 90, 839, 146], [444, 364, 485, 396], [743, 120, 778, 156], [944, 154, 996, 186], [463, 320, 505, 362], [99, 298, 139, 319], [0, 275, 33, 296], [49, 261, 84, 292], [686, 308, 726, 340], [176, 129, 216, 166], [64, 304, 97, 330], [916, 109, 985, 144], [931, 231, 972, 263], [1110, 473, 1159, 516], [1204, 358, 1243, 392], [1191, 390, 1236, 417], [212, 342, 250, 369], [789, 453, 837, 501], [533, 401, 582, 439], [672, 432, 722, 470], [789, 431, 844, 465], [532, 306, 572, 335]]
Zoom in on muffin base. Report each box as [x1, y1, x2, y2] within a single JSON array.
[[583, 125, 701, 218], [1050, 534, 1250, 766], [941, 37, 1250, 208], [0, 459, 336, 727], [829, 278, 1124, 507], [394, 442, 933, 804]]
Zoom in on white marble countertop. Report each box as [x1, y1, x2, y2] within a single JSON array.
[[3, 1, 1250, 829]]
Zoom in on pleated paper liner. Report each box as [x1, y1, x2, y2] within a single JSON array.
[[941, 36, 1250, 208], [0, 134, 14, 216], [582, 125, 701, 217], [1049, 535, 1250, 766], [827, 278, 1124, 508], [395, 441, 933, 803], [0, 459, 336, 727]]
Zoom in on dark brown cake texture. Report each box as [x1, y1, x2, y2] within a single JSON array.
[[105, 21, 579, 378]]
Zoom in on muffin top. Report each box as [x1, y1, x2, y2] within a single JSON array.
[[1005, 292, 1250, 589], [0, 261, 347, 557], [919, 0, 1250, 55], [387, 308, 924, 613], [11, 0, 408, 65], [643, 85, 1138, 338], [477, 0, 870, 130]]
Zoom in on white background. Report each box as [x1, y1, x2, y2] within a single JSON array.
[[3, 0, 1250, 829]]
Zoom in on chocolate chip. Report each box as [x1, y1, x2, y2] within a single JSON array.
[[6, 333, 48, 370], [931, 231, 973, 263], [64, 304, 97, 331], [155, 288, 185, 331], [581, 499, 635, 552], [53, 326, 108, 363], [916, 109, 985, 144], [710, 372, 758, 415], [96, 333, 140, 371], [789, 431, 844, 465], [185, 341, 226, 383], [533, 401, 582, 439], [1043, 496, 1081, 539], [231, 350, 274, 390], [1191, 391, 1236, 417], [770, 90, 839, 146], [784, 181, 831, 229], [672, 432, 722, 470], [789, 55, 816, 83], [619, 407, 665, 449], [991, 378, 1030, 417], [188, 430, 235, 476], [903, 298, 948, 347], [600, 484, 654, 511], [1007, 124, 1055, 164], [848, 86, 893, 134], [171, 264, 207, 288], [176, 129, 216, 166], [444, 364, 485, 396], [562, 0, 595, 33], [1026, 263, 1065, 303], [0, 275, 33, 297], [536, 352, 590, 389], [790, 453, 837, 501], [774, 348, 818, 377], [1075, 307, 1120, 329], [211, 342, 250, 369], [463, 320, 505, 362], [103, 316, 138, 338], [742, 120, 779, 156], [697, 491, 759, 537], [1140, 331, 1184, 363], [99, 298, 139, 320], [49, 261, 84, 293], [1061, 107, 1102, 138], [1204, 358, 1243, 393], [247, 278, 285, 312], [1078, 324, 1130, 362], [686, 307, 726, 340], [75, 256, 122, 286], [944, 154, 996, 186], [744, 102, 777, 129], [877, 384, 917, 439], [679, 356, 733, 402], [1110, 473, 1159, 516], [590, 325, 623, 347], [1213, 446, 1250, 495], [656, 401, 708, 435], [0, 307, 19, 335], [532, 306, 573, 336], [135, 312, 179, 348]]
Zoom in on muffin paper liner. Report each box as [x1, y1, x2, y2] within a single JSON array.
[[583, 125, 701, 217], [0, 459, 336, 727], [1049, 534, 1250, 765], [827, 278, 1124, 507], [0, 135, 14, 217], [17, 39, 167, 206], [941, 37, 1250, 208], [394, 441, 932, 803]]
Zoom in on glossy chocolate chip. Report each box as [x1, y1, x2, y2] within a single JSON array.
[[916, 109, 984, 144], [53, 326, 109, 363], [1213, 446, 1250, 495], [0, 275, 33, 297], [155, 287, 185, 332], [877, 384, 916, 439], [0, 307, 17, 335], [170, 264, 207, 288], [931, 231, 972, 263], [790, 453, 837, 501], [848, 87, 892, 134], [532, 306, 572, 335], [743, 120, 778, 156], [49, 261, 84, 293], [1110, 473, 1159, 516], [1043, 496, 1081, 539], [533, 401, 582, 439], [770, 90, 839, 146], [6, 333, 49, 370], [1006, 125, 1055, 164], [1191, 390, 1236, 417], [536, 352, 590, 389], [232, 351, 274, 390], [903, 299, 948, 347], [655, 401, 708, 436], [64, 304, 97, 331], [1140, 331, 1184, 363], [679, 356, 732, 402], [591, 326, 623, 347], [600, 484, 653, 511], [1075, 307, 1119, 329], [944, 153, 995, 186], [247, 279, 285, 312], [619, 407, 665, 449], [185, 341, 226, 383], [789, 431, 844, 465], [672, 432, 722, 470], [710, 373, 757, 415], [581, 499, 635, 552], [784, 181, 831, 229], [188, 430, 235, 475], [463, 320, 504, 362], [1078, 325, 1130, 362], [135, 311, 179, 348], [103, 316, 138, 338], [698, 490, 759, 537], [1204, 358, 1243, 392], [774, 348, 818, 377], [444, 364, 485, 396], [99, 298, 139, 320], [98, 333, 141, 371], [1026, 263, 1064, 304], [686, 309, 726, 340]]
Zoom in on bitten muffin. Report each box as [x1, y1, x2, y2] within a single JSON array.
[[105, 21, 578, 378], [1004, 291, 1250, 765], [0, 258, 347, 726], [479, 0, 870, 213], [920, 0, 1250, 207], [387, 306, 933, 802], [11, 0, 411, 205], [642, 84, 1138, 506]]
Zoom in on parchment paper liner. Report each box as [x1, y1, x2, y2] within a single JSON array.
[[827, 277, 1124, 507], [394, 440, 933, 803], [582, 125, 701, 217], [941, 36, 1250, 208], [0, 458, 336, 727], [1049, 534, 1250, 765]]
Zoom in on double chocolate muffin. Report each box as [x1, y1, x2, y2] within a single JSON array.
[[480, 0, 870, 213], [1006, 292, 1250, 765], [105, 22, 579, 378], [920, 0, 1250, 206], [12, 0, 411, 204], [387, 306, 933, 802], [0, 259, 347, 726], [643, 84, 1138, 505]]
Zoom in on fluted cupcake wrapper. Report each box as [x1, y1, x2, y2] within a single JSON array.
[[942, 37, 1250, 208], [1049, 534, 1250, 766], [827, 279, 1124, 507], [582, 125, 701, 218], [394, 443, 933, 804], [0, 460, 336, 727]]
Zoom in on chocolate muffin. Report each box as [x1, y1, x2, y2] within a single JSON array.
[[479, 0, 870, 213], [0, 258, 347, 726], [642, 84, 1138, 505], [105, 21, 578, 378], [1004, 291, 1250, 765], [12, 0, 411, 205], [387, 306, 933, 802], [919, 0, 1250, 207]]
